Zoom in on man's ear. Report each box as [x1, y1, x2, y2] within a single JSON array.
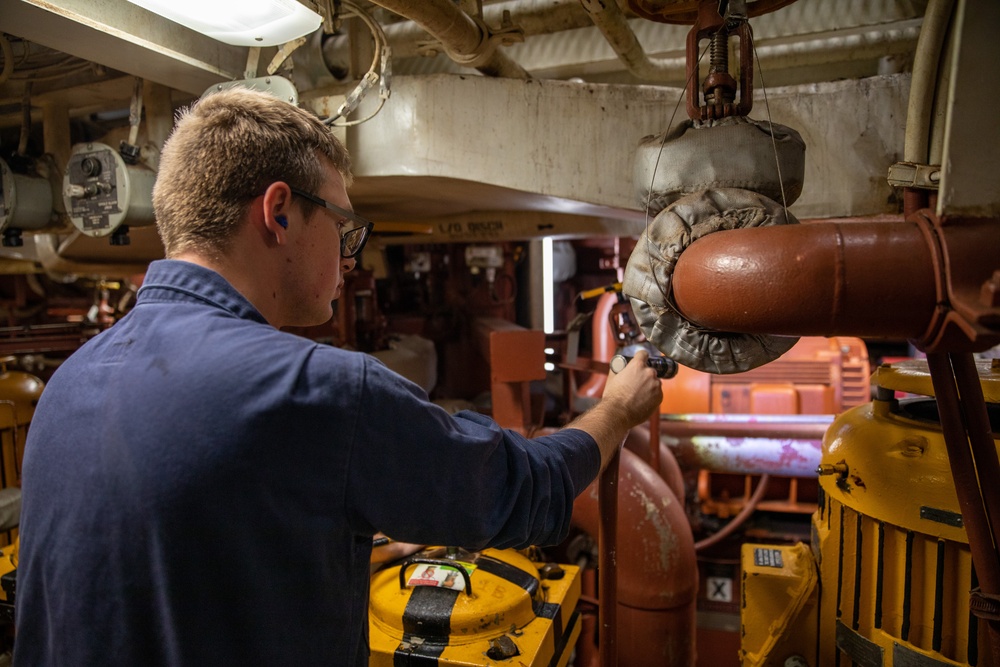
[[261, 181, 293, 244]]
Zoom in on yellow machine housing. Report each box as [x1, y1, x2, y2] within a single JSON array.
[[0, 538, 17, 625], [741, 359, 1000, 666], [369, 547, 581, 666]]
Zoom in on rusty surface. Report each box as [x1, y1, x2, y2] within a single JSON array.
[[669, 213, 1000, 352], [625, 0, 798, 25], [475, 317, 545, 433], [660, 413, 832, 477], [598, 453, 619, 667], [684, 6, 754, 121], [624, 424, 686, 506], [671, 220, 939, 338], [927, 352, 1000, 666], [573, 447, 698, 666], [915, 213, 1000, 352]]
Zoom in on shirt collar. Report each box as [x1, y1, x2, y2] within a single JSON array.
[[137, 259, 269, 324]]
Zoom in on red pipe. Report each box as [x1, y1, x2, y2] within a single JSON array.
[[598, 452, 619, 667], [577, 292, 618, 401], [623, 423, 685, 504], [658, 414, 833, 477], [573, 447, 698, 667], [927, 352, 1000, 665], [671, 220, 937, 338]]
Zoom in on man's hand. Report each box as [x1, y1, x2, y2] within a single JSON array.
[[602, 348, 664, 428], [565, 348, 664, 470]]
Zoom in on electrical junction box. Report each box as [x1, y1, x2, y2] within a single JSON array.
[[62, 142, 155, 238]]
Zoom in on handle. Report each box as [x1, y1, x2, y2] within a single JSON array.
[[609, 354, 678, 379]]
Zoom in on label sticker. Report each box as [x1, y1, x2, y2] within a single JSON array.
[[753, 548, 784, 568], [406, 563, 476, 590]]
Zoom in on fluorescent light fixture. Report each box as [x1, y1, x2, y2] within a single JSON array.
[[542, 237, 554, 334], [127, 0, 322, 47]]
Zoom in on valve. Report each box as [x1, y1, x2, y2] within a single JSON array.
[[610, 353, 679, 379], [685, 0, 754, 120]]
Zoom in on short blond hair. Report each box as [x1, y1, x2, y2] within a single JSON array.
[[153, 87, 352, 257]]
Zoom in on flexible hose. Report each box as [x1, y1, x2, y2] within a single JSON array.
[[904, 0, 955, 164], [127, 77, 143, 147], [694, 474, 770, 552], [324, 0, 391, 126]]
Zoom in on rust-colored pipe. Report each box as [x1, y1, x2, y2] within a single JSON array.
[[928, 352, 1000, 666], [577, 292, 618, 401], [573, 447, 698, 667], [623, 423, 685, 503], [671, 220, 937, 338], [598, 451, 619, 667], [659, 414, 833, 477]]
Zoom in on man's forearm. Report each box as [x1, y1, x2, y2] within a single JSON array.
[[565, 399, 635, 470]]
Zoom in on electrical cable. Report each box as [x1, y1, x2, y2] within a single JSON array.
[[322, 0, 392, 127], [17, 81, 31, 156], [750, 31, 788, 216], [694, 473, 771, 552], [642, 40, 710, 307], [127, 77, 144, 149]]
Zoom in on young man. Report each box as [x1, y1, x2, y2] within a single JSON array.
[[14, 87, 662, 665]]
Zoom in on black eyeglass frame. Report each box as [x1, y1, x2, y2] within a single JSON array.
[[289, 187, 374, 259]]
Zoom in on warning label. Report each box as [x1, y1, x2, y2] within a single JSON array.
[[706, 576, 733, 602]]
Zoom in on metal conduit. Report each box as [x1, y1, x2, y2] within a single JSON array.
[[904, 0, 955, 164], [380, 0, 593, 59], [670, 220, 939, 339], [369, 0, 531, 78]]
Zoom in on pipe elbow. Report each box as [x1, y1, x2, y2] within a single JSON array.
[[573, 448, 697, 609]]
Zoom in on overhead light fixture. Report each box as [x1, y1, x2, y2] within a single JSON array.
[[543, 237, 555, 334], [126, 0, 322, 47]]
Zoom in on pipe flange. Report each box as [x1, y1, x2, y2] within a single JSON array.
[[623, 187, 800, 374]]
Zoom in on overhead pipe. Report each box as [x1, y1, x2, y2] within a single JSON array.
[[376, 0, 593, 59], [572, 447, 698, 667], [579, 0, 678, 82], [670, 219, 940, 340], [565, 22, 922, 84], [368, 0, 531, 78], [353, 7, 918, 84]]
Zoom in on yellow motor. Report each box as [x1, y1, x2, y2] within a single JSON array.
[[742, 359, 1000, 667], [369, 546, 581, 666]]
